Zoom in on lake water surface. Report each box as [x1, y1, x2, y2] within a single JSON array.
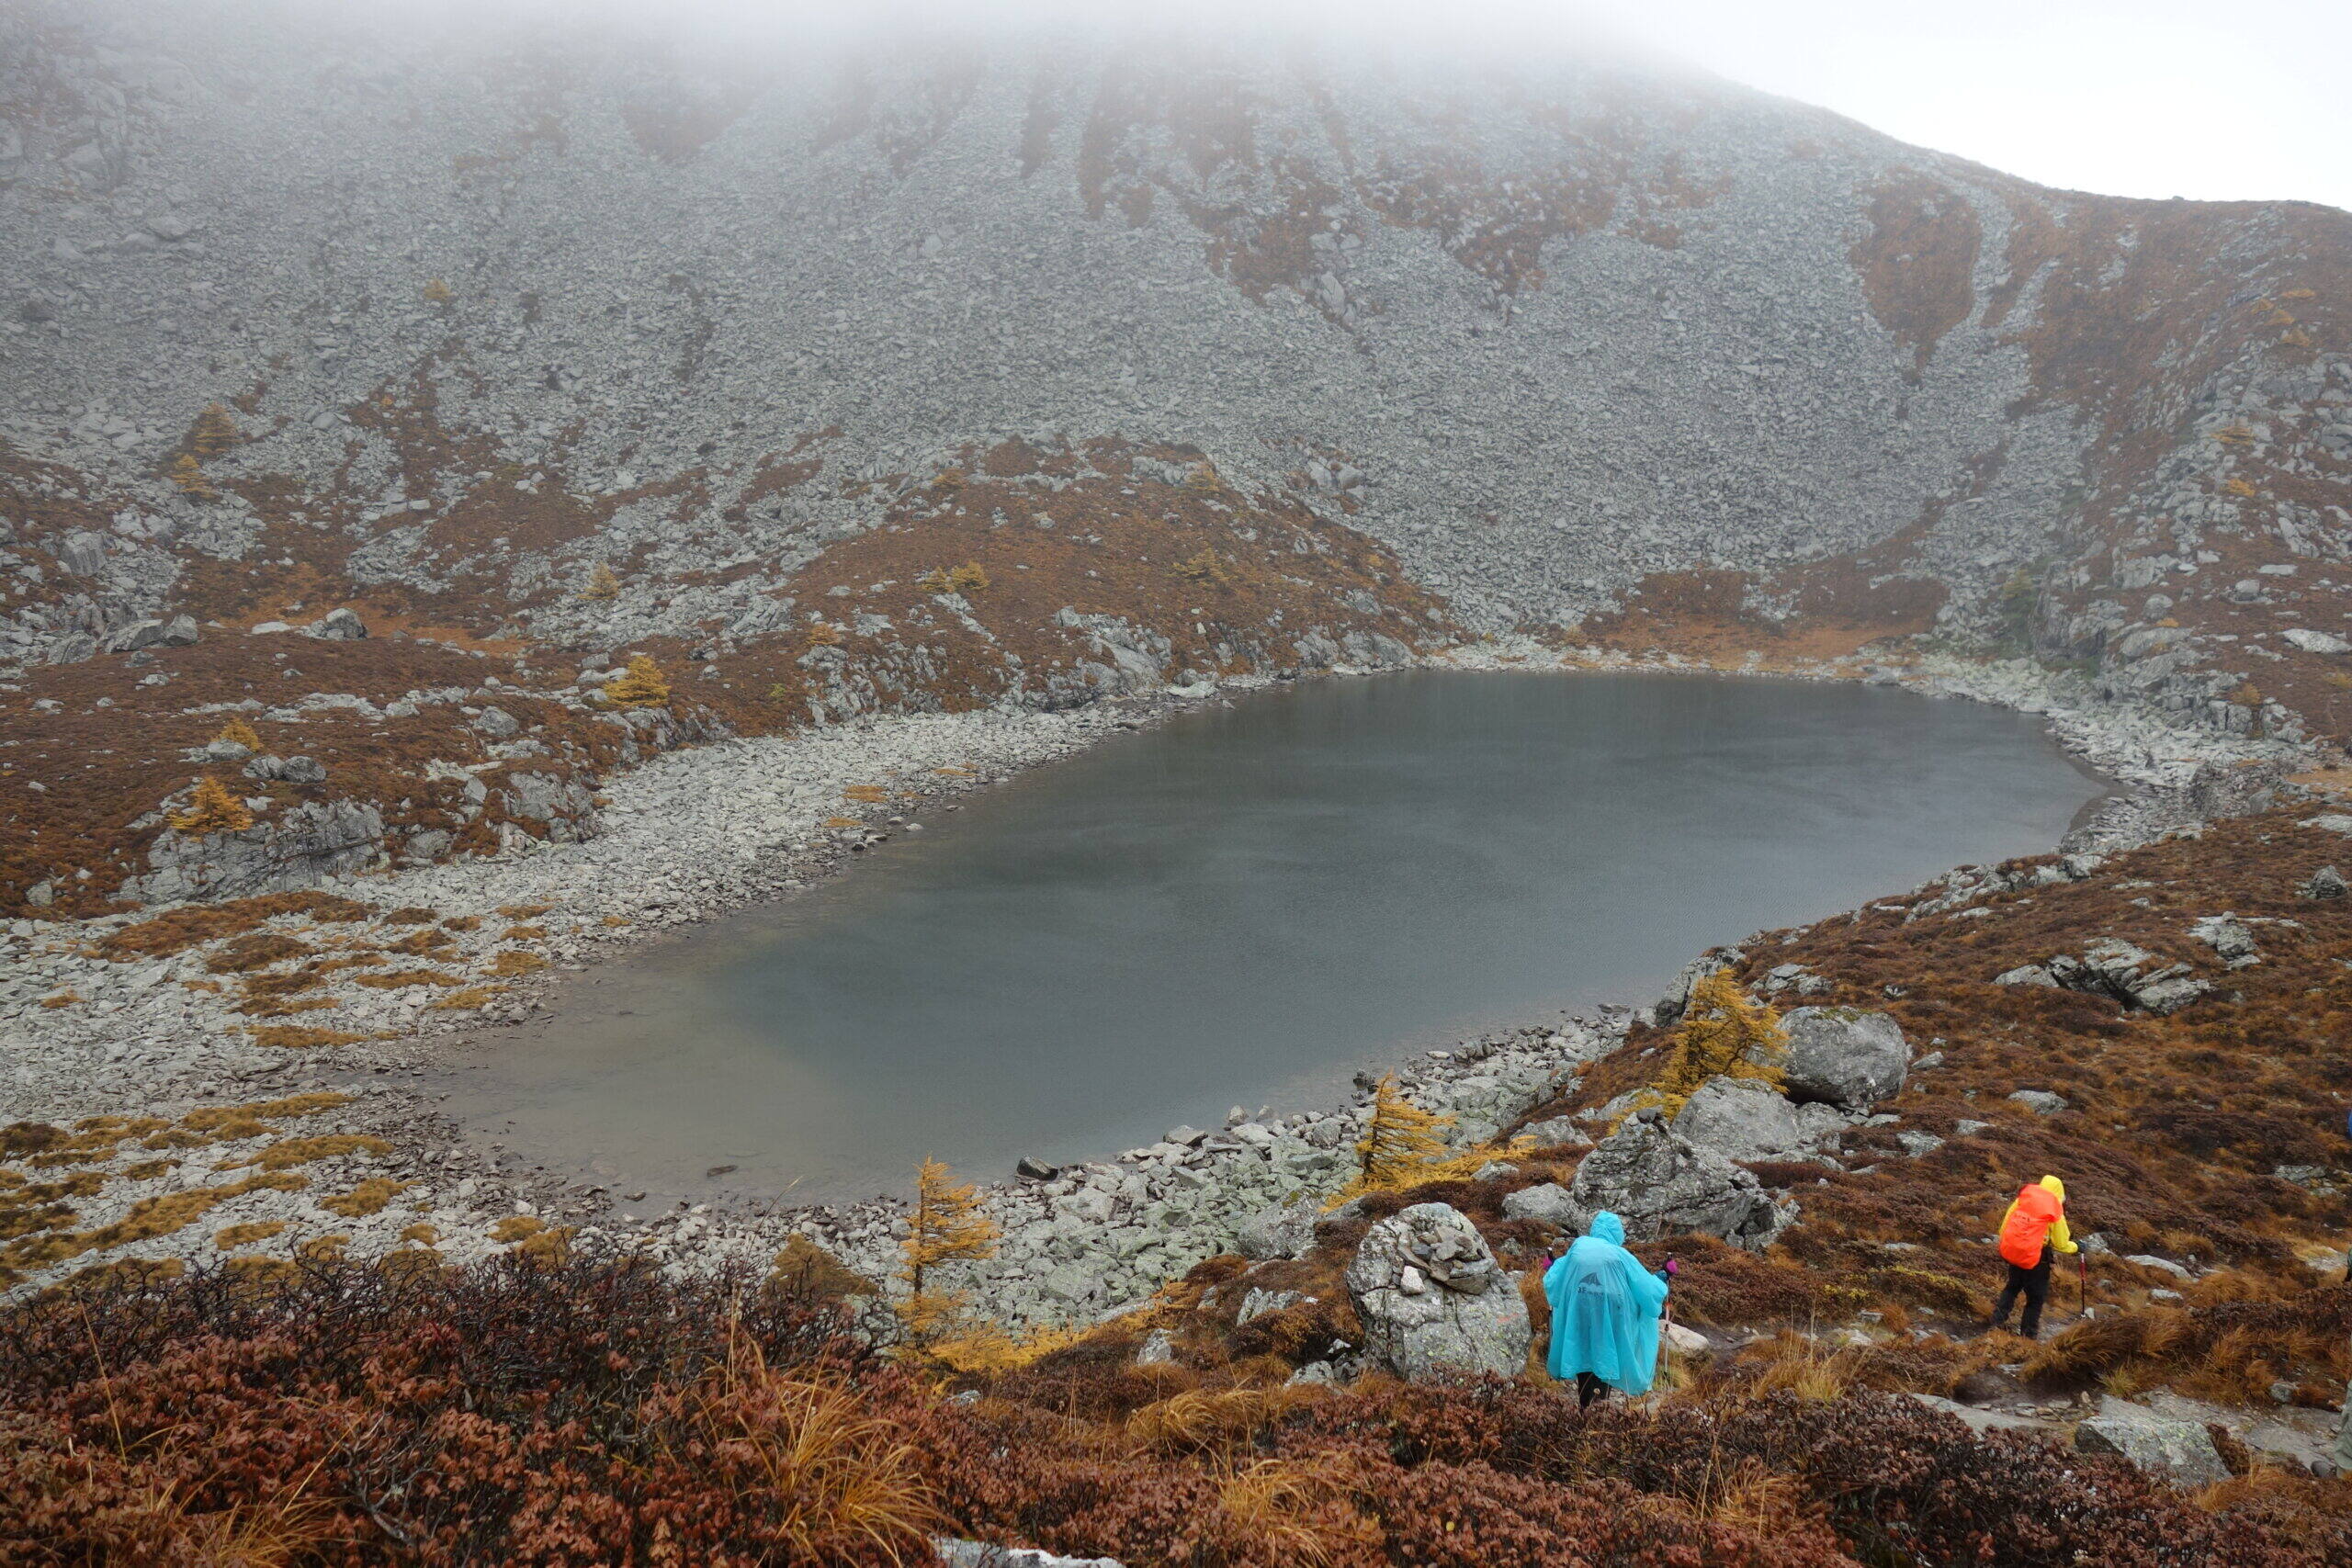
[[440, 671, 2106, 1205]]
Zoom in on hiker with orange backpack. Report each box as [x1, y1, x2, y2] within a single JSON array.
[[1990, 1175, 2078, 1340]]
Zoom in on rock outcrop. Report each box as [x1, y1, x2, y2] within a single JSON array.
[[1998, 938, 2212, 1014], [1343, 1202, 1532, 1382], [1778, 1007, 1910, 1110], [1670, 1074, 1846, 1162], [2075, 1409, 2231, 1489], [1567, 1110, 1793, 1250]]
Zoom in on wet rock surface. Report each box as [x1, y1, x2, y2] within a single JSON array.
[[1344, 1202, 1532, 1382], [1568, 1109, 1794, 1251]]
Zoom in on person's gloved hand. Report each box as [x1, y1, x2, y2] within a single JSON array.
[[1663, 1258, 1679, 1279]]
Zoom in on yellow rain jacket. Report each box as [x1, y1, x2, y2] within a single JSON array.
[[1997, 1175, 2077, 1268]]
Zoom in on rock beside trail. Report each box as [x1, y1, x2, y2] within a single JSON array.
[[1344, 1202, 1531, 1382], [1568, 1110, 1792, 1251], [1235, 1199, 1319, 1261], [1500, 1181, 1585, 1231], [1670, 1074, 1846, 1161], [1778, 1006, 1909, 1110], [2075, 1410, 2231, 1488], [301, 606, 368, 640], [937, 1540, 1125, 1568]]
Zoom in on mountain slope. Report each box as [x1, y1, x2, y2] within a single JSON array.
[[0, 0, 2347, 915]]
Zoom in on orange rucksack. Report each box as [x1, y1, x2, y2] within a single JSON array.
[[1998, 1183, 2063, 1269]]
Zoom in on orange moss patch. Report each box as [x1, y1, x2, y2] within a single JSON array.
[[354, 968, 471, 990], [220, 1134, 392, 1173], [214, 1220, 287, 1250], [249, 1024, 366, 1050], [322, 1179, 413, 1219]]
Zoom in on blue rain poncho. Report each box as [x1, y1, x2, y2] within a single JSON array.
[[1543, 1211, 1671, 1393]]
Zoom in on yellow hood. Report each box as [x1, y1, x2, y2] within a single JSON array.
[[2039, 1175, 2066, 1202]]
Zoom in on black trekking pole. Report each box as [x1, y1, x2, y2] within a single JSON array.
[[2077, 1251, 2088, 1321]]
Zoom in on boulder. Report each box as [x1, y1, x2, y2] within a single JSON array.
[[1653, 946, 1740, 1027], [936, 1541, 1125, 1568], [1567, 1110, 1792, 1251], [1343, 1202, 1531, 1382], [1235, 1199, 1317, 1261], [1499, 1182, 1585, 1231], [473, 705, 521, 739], [1670, 1075, 1826, 1161], [1519, 1115, 1581, 1147], [301, 606, 368, 640], [2075, 1412, 2230, 1488], [2301, 866, 2346, 901], [2008, 1089, 2069, 1116], [101, 618, 173, 654], [1779, 1007, 1909, 1110], [2188, 914, 2258, 967], [1235, 1287, 1301, 1325], [2040, 938, 2211, 1014]]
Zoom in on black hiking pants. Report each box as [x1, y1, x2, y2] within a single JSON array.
[[1576, 1371, 1607, 1409], [1992, 1246, 2052, 1338]]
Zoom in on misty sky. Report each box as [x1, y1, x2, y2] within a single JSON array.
[[452, 0, 2351, 211], [1587, 1, 2351, 212]]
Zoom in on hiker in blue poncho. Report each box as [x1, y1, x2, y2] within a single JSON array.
[[1543, 1211, 1675, 1408]]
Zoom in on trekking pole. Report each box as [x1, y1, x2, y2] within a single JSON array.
[[2077, 1251, 2088, 1320]]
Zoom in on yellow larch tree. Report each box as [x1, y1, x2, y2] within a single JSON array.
[[1647, 969, 1788, 1120], [187, 402, 239, 459], [601, 654, 669, 708], [169, 776, 254, 836], [1344, 1074, 1454, 1197]]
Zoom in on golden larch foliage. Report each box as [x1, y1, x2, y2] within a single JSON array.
[[580, 561, 621, 600], [918, 561, 990, 594], [167, 453, 215, 499], [1647, 970, 1787, 1120], [601, 653, 670, 707], [1343, 1074, 1453, 1197], [899, 1156, 998, 1298], [213, 717, 263, 751], [169, 776, 254, 837], [187, 402, 239, 458], [422, 277, 454, 305]]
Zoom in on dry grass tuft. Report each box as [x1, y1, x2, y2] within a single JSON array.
[[1214, 1456, 1379, 1566]]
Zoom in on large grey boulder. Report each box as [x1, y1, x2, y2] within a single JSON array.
[[1780, 1007, 1909, 1110], [1670, 1074, 1844, 1161], [2075, 1410, 2230, 1488], [122, 797, 385, 904], [1499, 1181, 1585, 1231], [1568, 1110, 1792, 1251], [1344, 1202, 1531, 1382], [301, 606, 368, 640], [1234, 1199, 1317, 1261]]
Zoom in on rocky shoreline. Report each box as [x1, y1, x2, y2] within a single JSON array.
[[0, 649, 2315, 1304]]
